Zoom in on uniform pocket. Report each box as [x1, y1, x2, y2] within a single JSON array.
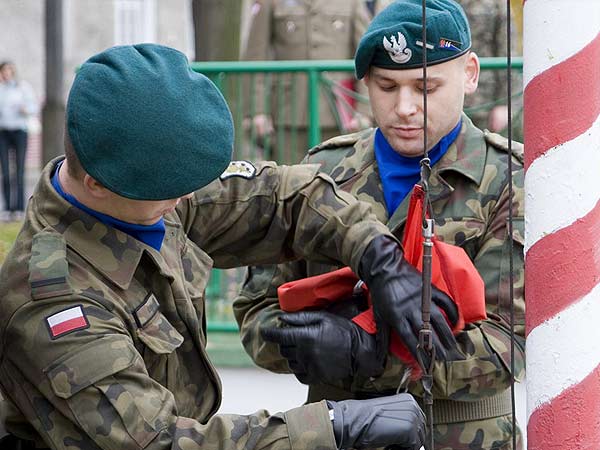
[[273, 7, 306, 46], [45, 335, 136, 399], [45, 335, 165, 449], [443, 325, 509, 399], [434, 217, 485, 258], [137, 312, 184, 355], [480, 320, 525, 383]]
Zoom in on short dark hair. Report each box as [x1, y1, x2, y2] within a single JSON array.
[[63, 131, 85, 180], [0, 61, 15, 72]]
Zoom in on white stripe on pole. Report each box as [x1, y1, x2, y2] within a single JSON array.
[[526, 283, 600, 420], [524, 115, 600, 252], [523, 0, 600, 86]]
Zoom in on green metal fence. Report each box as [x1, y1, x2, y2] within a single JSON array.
[[192, 57, 523, 332]]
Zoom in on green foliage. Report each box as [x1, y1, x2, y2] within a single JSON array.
[[0, 222, 21, 266]]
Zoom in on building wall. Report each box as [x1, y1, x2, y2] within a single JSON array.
[[0, 1, 44, 101], [0, 0, 195, 103]]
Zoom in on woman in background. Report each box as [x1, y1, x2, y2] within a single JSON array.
[[0, 61, 38, 221]]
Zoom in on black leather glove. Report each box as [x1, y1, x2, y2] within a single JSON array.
[[327, 393, 426, 450], [260, 311, 384, 385], [358, 235, 460, 363]]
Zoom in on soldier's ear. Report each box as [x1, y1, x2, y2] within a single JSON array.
[[463, 51, 480, 95], [83, 174, 111, 199]]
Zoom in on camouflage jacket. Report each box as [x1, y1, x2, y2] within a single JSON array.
[[0, 158, 394, 450], [234, 114, 525, 408]]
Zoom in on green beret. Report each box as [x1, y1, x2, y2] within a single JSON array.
[[67, 44, 233, 200], [355, 0, 471, 79]]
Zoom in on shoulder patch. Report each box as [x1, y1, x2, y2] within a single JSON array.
[[29, 232, 72, 300], [46, 305, 89, 339], [220, 160, 257, 180], [308, 129, 374, 155], [484, 130, 524, 164]]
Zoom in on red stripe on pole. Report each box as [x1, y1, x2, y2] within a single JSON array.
[[525, 199, 600, 336], [524, 32, 600, 170], [527, 364, 600, 450]]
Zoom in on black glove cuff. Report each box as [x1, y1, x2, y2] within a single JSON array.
[[358, 235, 402, 283]]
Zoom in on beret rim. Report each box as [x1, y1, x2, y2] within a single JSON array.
[[66, 43, 234, 201], [356, 46, 472, 79]]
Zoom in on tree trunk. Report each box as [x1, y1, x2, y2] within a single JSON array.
[[42, 0, 65, 164], [192, 0, 242, 61]]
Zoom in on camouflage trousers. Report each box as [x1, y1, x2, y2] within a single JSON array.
[[434, 415, 522, 450]]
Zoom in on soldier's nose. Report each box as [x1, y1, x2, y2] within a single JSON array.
[[394, 89, 419, 118]]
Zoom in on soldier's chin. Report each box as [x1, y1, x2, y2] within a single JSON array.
[[383, 134, 421, 155]]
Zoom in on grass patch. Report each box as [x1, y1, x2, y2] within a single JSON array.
[[0, 222, 23, 266]]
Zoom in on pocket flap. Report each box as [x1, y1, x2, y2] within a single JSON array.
[[45, 335, 136, 399], [137, 312, 184, 355]]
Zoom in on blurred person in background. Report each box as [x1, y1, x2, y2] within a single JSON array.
[[0, 61, 39, 222], [242, 0, 392, 164], [459, 0, 523, 139]]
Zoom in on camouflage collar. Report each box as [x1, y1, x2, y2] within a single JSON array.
[[320, 115, 488, 232], [326, 115, 486, 187], [432, 114, 487, 187], [33, 159, 170, 290]]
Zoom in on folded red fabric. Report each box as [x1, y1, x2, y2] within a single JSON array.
[[278, 185, 486, 377]]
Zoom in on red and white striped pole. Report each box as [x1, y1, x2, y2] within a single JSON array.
[[523, 0, 600, 449]]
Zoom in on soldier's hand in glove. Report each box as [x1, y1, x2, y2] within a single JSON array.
[[260, 311, 384, 385], [327, 393, 426, 450], [358, 235, 460, 363]]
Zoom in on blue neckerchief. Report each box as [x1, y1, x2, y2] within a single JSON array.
[[374, 121, 462, 216], [51, 161, 166, 251]]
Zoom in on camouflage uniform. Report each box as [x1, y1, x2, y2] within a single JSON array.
[[0, 158, 395, 449], [234, 114, 525, 450], [242, 0, 392, 163]]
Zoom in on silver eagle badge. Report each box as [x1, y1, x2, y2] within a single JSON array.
[[383, 32, 412, 64]]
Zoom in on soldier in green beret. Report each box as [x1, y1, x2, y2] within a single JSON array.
[[0, 43, 436, 449], [235, 0, 525, 449]]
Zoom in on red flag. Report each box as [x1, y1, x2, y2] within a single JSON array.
[[278, 185, 486, 375]]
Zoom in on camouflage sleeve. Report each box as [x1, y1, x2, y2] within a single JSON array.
[[233, 262, 305, 373], [180, 161, 394, 276], [0, 297, 336, 450]]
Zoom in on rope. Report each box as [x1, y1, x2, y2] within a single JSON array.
[[505, 1, 517, 449], [416, 2, 436, 450]]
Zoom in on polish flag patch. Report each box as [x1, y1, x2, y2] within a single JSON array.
[[46, 306, 89, 339]]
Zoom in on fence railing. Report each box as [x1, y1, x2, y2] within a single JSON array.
[[191, 57, 523, 332]]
